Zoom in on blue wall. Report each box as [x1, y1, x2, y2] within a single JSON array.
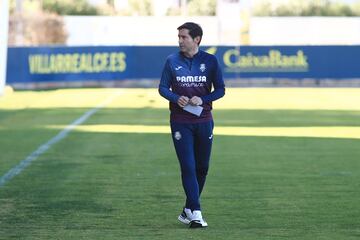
[[6, 45, 360, 83]]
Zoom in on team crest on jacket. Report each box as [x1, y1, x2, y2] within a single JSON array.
[[174, 131, 182, 140], [200, 63, 206, 72]]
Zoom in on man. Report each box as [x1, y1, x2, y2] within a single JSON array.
[[158, 22, 225, 228]]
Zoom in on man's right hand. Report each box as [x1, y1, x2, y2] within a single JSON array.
[[177, 96, 189, 108]]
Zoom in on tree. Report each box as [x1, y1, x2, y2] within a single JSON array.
[[167, 0, 217, 16], [42, 0, 99, 16], [188, 0, 216, 16], [116, 0, 153, 16], [253, 0, 360, 16]]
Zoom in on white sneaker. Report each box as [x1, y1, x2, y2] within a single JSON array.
[[178, 208, 192, 225], [189, 210, 208, 228]]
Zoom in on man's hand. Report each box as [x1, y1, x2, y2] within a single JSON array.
[[177, 96, 189, 108], [189, 96, 203, 106]]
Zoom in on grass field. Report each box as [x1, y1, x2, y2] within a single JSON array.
[[1, 88, 360, 239]]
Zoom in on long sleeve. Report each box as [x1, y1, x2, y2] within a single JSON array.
[[201, 58, 225, 104], [158, 59, 180, 104]]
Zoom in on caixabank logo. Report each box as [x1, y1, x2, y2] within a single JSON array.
[[205, 47, 309, 74]]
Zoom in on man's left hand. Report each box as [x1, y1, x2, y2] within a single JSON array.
[[189, 96, 203, 106]]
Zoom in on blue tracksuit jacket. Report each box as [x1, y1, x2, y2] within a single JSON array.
[[159, 50, 225, 123]]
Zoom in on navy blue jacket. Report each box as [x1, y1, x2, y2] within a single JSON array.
[[159, 50, 225, 123]]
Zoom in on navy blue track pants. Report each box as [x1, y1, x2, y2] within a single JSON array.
[[170, 120, 214, 211]]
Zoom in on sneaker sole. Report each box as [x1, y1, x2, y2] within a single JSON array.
[[189, 220, 208, 228], [178, 215, 191, 225]]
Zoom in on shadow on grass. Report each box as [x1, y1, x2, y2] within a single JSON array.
[[1, 108, 360, 128]]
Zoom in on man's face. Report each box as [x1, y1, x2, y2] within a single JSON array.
[[178, 29, 199, 54]]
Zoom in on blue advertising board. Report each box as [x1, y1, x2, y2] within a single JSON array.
[[216, 46, 360, 79], [6, 45, 360, 83]]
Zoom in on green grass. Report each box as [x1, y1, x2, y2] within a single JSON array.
[[1, 89, 360, 239]]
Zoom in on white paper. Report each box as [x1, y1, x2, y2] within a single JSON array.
[[183, 104, 203, 117]]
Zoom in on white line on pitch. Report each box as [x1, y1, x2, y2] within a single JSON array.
[[0, 91, 122, 187]]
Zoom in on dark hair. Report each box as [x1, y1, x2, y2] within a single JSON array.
[[177, 22, 203, 45]]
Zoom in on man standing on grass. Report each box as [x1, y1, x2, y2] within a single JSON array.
[[158, 22, 225, 228]]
